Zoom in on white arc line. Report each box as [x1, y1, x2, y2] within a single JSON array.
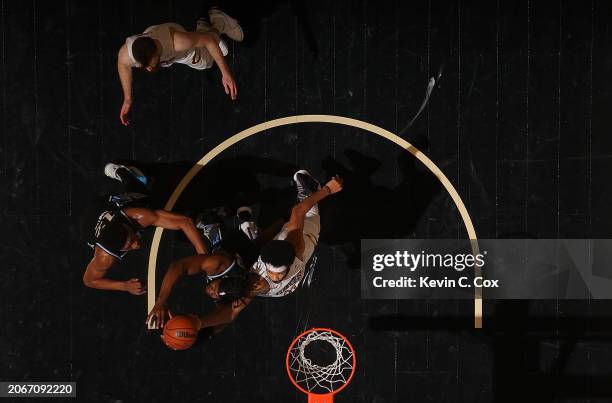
[[146, 115, 482, 328]]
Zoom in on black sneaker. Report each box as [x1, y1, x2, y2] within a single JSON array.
[[293, 170, 320, 202]]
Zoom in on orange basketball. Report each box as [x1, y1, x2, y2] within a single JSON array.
[[162, 316, 198, 350]]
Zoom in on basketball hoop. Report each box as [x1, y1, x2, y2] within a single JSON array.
[[286, 328, 356, 403]]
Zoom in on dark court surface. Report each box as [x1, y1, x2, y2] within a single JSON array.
[[2, 0, 612, 402]]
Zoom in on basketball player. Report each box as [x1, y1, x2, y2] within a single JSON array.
[[145, 250, 251, 329], [83, 163, 207, 295], [117, 7, 244, 125], [146, 207, 280, 328], [193, 170, 343, 332]]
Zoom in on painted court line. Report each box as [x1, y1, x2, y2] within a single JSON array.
[[147, 115, 482, 328]]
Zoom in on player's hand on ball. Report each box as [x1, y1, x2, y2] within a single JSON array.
[[186, 314, 202, 331], [124, 278, 146, 295], [324, 175, 343, 194], [146, 302, 170, 329]]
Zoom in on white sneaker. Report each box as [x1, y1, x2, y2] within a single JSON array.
[[209, 7, 244, 42], [104, 163, 147, 186], [104, 162, 127, 181], [237, 206, 259, 241]]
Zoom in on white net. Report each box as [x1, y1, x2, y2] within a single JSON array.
[[287, 329, 355, 394]]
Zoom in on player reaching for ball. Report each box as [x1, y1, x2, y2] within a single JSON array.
[[146, 207, 287, 328], [146, 249, 252, 329], [193, 170, 343, 333]]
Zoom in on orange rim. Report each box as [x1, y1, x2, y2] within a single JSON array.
[[285, 327, 356, 397]]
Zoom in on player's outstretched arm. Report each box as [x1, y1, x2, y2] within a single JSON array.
[[83, 248, 145, 295], [125, 208, 207, 254], [117, 44, 134, 126], [198, 296, 253, 330], [173, 31, 237, 100], [196, 274, 266, 332], [146, 255, 206, 329]]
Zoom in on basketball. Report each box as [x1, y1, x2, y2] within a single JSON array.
[[162, 316, 198, 350]]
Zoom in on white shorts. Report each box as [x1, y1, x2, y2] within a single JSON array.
[[171, 24, 227, 70]]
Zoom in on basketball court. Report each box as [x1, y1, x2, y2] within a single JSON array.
[[2, 0, 612, 401]]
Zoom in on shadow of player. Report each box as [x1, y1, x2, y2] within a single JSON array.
[[200, 0, 320, 58], [318, 146, 444, 268], [80, 155, 297, 254], [108, 155, 297, 220]]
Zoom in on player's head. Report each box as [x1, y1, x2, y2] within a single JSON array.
[[260, 240, 295, 283], [132, 37, 160, 72], [95, 212, 141, 255], [205, 276, 249, 303]]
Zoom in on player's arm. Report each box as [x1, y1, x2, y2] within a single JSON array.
[[117, 44, 135, 126], [125, 207, 207, 254], [196, 275, 266, 331], [198, 297, 253, 330], [284, 175, 343, 260], [146, 255, 208, 329], [83, 248, 145, 295], [172, 30, 237, 99]]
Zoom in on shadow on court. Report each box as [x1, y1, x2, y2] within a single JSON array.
[[319, 147, 444, 268], [103, 156, 297, 220], [100, 142, 443, 272], [200, 0, 320, 57], [82, 146, 444, 316], [368, 300, 612, 402]]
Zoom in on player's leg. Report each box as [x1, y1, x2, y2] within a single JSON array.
[[293, 169, 321, 217], [196, 17, 229, 56], [194, 208, 224, 252], [293, 170, 322, 254], [229, 206, 261, 266], [236, 206, 259, 241], [174, 17, 227, 71]]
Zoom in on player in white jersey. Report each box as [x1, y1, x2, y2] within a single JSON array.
[[192, 170, 343, 333], [116, 7, 244, 125]]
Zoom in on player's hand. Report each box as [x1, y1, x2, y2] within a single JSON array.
[[123, 278, 145, 295], [119, 99, 132, 126], [186, 314, 202, 331], [146, 302, 171, 329], [222, 73, 237, 100], [324, 175, 343, 194]]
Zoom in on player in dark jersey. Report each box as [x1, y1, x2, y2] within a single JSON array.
[[83, 163, 207, 295], [145, 249, 252, 329], [145, 207, 273, 328]]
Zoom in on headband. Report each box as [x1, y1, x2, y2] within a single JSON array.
[[265, 262, 288, 273], [207, 260, 236, 281]]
